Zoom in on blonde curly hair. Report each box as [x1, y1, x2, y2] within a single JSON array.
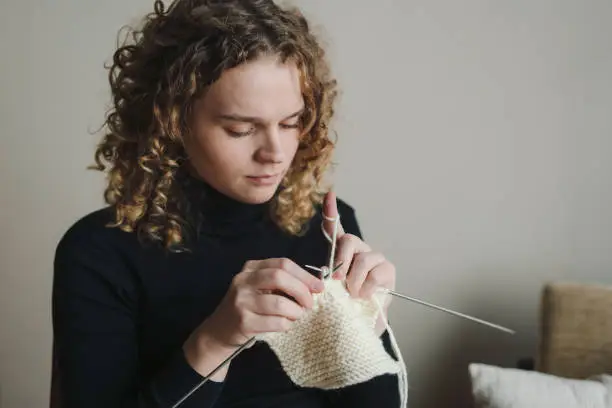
[[92, 0, 338, 250]]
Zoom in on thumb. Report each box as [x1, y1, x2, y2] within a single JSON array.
[[322, 190, 345, 241]]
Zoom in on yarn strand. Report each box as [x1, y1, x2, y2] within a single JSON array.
[[173, 207, 410, 408], [321, 212, 409, 407], [321, 212, 340, 276], [374, 296, 409, 407]]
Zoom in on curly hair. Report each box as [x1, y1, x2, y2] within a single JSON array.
[[92, 0, 338, 250]]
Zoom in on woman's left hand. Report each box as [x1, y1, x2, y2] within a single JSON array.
[[322, 192, 395, 335]]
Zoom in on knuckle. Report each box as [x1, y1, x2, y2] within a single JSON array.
[[231, 273, 244, 285], [354, 251, 368, 265], [355, 251, 368, 260], [273, 296, 284, 311], [279, 258, 293, 270], [339, 234, 354, 245], [270, 268, 284, 283], [369, 269, 385, 285], [346, 234, 361, 244]]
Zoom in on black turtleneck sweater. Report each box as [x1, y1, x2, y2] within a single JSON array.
[[52, 178, 400, 408]]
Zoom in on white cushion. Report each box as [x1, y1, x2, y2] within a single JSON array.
[[469, 363, 612, 408]]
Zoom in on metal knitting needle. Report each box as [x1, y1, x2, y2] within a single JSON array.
[[172, 337, 257, 408], [306, 264, 514, 334], [305, 262, 344, 279], [174, 263, 342, 407], [380, 288, 515, 334]]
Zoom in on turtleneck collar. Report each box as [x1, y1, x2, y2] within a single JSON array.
[[178, 170, 275, 238]]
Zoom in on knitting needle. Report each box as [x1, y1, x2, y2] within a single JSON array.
[[306, 264, 514, 334], [171, 337, 257, 408], [305, 262, 344, 279], [380, 288, 515, 335], [174, 263, 343, 407]]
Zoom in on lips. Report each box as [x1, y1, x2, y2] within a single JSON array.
[[248, 170, 284, 179], [246, 173, 282, 186], [249, 174, 277, 178]]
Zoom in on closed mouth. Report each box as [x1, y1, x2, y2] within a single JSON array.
[[248, 174, 279, 178]]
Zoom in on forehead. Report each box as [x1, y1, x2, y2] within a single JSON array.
[[202, 55, 304, 118]]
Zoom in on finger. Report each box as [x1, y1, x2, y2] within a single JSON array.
[[257, 258, 324, 293], [359, 262, 395, 299], [250, 267, 316, 309], [242, 259, 264, 273], [252, 294, 306, 321], [247, 311, 294, 334], [345, 251, 386, 298], [322, 190, 345, 242], [332, 234, 370, 280]]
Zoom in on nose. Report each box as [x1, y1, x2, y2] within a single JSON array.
[[255, 128, 284, 164]]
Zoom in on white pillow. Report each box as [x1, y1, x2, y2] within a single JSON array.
[[469, 363, 612, 408]]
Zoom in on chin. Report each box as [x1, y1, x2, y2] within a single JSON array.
[[236, 185, 279, 204]]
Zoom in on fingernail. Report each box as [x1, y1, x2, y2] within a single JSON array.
[[312, 281, 324, 292]]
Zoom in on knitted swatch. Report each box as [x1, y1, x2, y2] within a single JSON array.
[[258, 212, 408, 407], [258, 278, 408, 406]]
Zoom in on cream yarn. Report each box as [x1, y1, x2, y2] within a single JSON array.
[[257, 213, 408, 407], [259, 279, 399, 388]]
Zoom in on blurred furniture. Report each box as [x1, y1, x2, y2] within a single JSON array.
[[469, 281, 612, 408], [536, 282, 612, 378]]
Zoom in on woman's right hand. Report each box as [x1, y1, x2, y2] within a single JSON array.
[[184, 258, 324, 378]]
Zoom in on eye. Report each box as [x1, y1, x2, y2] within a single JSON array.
[[226, 127, 255, 138], [280, 122, 300, 130]]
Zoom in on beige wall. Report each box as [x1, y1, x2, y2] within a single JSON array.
[[1, 1, 611, 407]]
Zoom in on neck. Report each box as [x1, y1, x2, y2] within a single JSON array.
[[178, 171, 274, 237]]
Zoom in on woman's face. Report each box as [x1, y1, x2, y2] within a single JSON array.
[[186, 55, 304, 204]]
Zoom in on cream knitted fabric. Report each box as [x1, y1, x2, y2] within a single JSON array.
[[258, 212, 408, 407], [258, 278, 400, 390]]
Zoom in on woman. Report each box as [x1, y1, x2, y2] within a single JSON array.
[[52, 0, 400, 407]]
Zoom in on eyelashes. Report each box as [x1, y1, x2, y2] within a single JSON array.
[[226, 123, 300, 138], [226, 128, 254, 138]]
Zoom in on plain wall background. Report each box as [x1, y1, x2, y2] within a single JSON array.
[[1, 1, 611, 407]]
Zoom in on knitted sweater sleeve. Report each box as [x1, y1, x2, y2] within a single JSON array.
[[51, 220, 223, 408], [326, 200, 402, 407]]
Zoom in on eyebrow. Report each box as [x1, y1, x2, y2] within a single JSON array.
[[217, 107, 304, 123]]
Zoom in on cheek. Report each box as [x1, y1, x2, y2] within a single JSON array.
[[283, 132, 300, 159], [189, 128, 249, 171], [209, 139, 253, 172]]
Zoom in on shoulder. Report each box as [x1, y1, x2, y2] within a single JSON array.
[[56, 207, 119, 255], [54, 207, 138, 283], [53, 207, 142, 312]]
